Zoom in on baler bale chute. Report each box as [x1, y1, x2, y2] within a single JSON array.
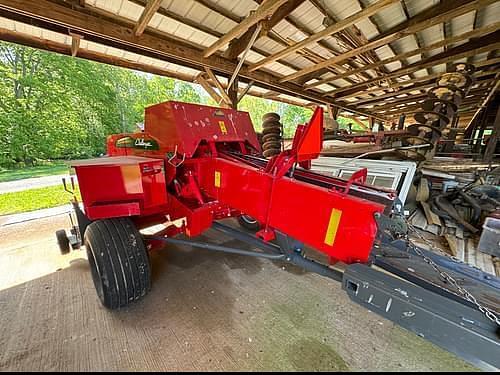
[[57, 101, 499, 370]]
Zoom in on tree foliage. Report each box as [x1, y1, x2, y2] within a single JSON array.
[[0, 41, 314, 166]]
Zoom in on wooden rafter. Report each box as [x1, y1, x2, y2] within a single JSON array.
[[128, 0, 337, 90], [328, 33, 500, 99], [248, 0, 399, 72], [196, 73, 227, 107], [204, 67, 231, 106], [0, 0, 387, 120], [133, 0, 162, 37], [355, 70, 500, 108], [305, 22, 500, 90], [279, 0, 497, 83], [203, 0, 288, 58], [224, 0, 305, 60]]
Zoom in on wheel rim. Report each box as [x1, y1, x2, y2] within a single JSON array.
[[86, 244, 104, 304]]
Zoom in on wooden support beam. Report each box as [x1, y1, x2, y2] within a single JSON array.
[[196, 73, 227, 107], [204, 67, 231, 106], [133, 0, 162, 37], [356, 70, 500, 107], [227, 22, 262, 90], [305, 22, 500, 90], [0, 26, 195, 81], [69, 32, 81, 57], [224, 0, 305, 60], [203, 0, 288, 58], [329, 33, 500, 99], [483, 102, 500, 162], [127, 0, 338, 92], [333, 58, 500, 100], [0, 0, 385, 120], [279, 0, 497, 83], [237, 81, 254, 104], [228, 76, 238, 109], [0, 26, 321, 112], [248, 0, 399, 72], [346, 115, 369, 130]]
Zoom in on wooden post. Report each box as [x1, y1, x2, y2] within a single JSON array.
[[228, 76, 239, 109], [483, 104, 500, 162], [70, 33, 81, 57], [397, 114, 406, 129]]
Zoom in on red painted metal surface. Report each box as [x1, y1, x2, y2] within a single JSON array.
[[145, 101, 261, 157], [71, 101, 396, 264], [71, 156, 167, 220]]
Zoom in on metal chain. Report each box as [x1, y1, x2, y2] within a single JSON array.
[[403, 220, 500, 327]]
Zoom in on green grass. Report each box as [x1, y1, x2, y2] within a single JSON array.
[[0, 162, 70, 183], [0, 184, 81, 215]]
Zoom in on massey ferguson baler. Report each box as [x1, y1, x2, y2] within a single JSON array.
[[58, 101, 499, 370]]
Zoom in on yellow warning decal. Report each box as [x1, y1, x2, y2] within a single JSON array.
[[214, 171, 221, 188], [219, 121, 228, 135], [324, 208, 342, 246]]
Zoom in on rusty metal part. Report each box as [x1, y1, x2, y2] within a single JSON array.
[[260, 112, 282, 158], [400, 63, 475, 161], [407, 124, 442, 138]]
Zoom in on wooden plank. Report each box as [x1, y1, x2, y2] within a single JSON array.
[[494, 257, 500, 277], [248, 0, 399, 72], [279, 0, 498, 83], [481, 253, 496, 275], [203, 0, 288, 58], [237, 80, 254, 103], [456, 238, 465, 262], [444, 234, 458, 257], [133, 0, 162, 36], [466, 238, 477, 267], [421, 201, 442, 227]]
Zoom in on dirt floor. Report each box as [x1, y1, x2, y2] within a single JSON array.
[[0, 214, 478, 371]]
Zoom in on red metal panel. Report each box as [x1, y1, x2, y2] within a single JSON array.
[[145, 101, 260, 157], [196, 156, 384, 264], [87, 202, 141, 219], [268, 178, 384, 264], [71, 156, 167, 220], [201, 158, 272, 224]]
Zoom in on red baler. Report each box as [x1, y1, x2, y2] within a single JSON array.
[[57, 101, 500, 370]]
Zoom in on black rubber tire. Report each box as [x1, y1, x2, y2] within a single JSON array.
[[84, 218, 151, 310], [237, 215, 261, 231], [56, 229, 70, 255]]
